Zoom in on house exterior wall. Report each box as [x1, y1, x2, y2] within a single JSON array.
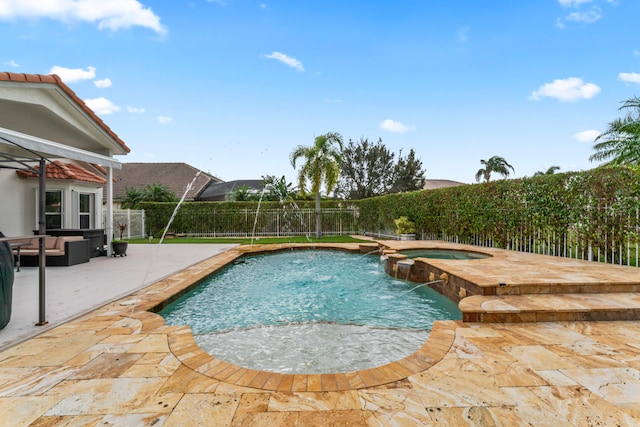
[[0, 73, 130, 257], [0, 167, 32, 236], [0, 162, 104, 236]]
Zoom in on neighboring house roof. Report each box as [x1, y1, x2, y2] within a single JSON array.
[[112, 162, 222, 201], [197, 180, 264, 201], [423, 179, 466, 190], [16, 160, 106, 184], [0, 72, 130, 156]]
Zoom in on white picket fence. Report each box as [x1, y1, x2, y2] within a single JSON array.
[[102, 209, 146, 239]]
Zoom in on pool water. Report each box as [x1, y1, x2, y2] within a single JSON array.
[[160, 250, 461, 374], [401, 248, 491, 260]]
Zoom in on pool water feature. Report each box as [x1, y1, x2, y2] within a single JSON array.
[[159, 250, 461, 374], [401, 248, 491, 260]]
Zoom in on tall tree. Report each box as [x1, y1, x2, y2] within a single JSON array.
[[290, 132, 343, 238], [390, 148, 426, 193], [475, 156, 515, 182], [590, 96, 640, 166], [336, 139, 426, 199], [336, 137, 395, 199]]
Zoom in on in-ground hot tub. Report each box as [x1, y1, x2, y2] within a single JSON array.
[[400, 248, 491, 260]]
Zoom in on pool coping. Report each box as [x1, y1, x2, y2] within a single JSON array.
[[127, 240, 640, 392], [129, 243, 458, 391], [6, 241, 640, 424], [162, 317, 458, 392]]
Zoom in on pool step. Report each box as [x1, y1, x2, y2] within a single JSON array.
[[492, 282, 640, 296], [459, 292, 640, 323]]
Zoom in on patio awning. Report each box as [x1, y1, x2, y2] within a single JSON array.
[[0, 126, 122, 169]]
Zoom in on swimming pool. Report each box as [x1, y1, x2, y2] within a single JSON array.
[[159, 249, 460, 374]]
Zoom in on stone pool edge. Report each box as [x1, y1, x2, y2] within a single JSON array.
[[128, 243, 457, 392]]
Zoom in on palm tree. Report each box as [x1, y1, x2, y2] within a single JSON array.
[[262, 175, 296, 203], [120, 183, 177, 209], [590, 96, 640, 166], [227, 185, 256, 202], [142, 183, 178, 203], [290, 132, 344, 238], [533, 166, 560, 176], [120, 187, 145, 209], [475, 156, 515, 182]]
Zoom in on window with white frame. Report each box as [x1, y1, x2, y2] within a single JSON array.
[[78, 192, 93, 229], [45, 190, 63, 229]]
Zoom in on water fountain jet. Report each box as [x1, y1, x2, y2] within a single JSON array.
[[250, 186, 268, 246], [429, 272, 449, 285], [128, 170, 202, 316], [405, 280, 444, 293]]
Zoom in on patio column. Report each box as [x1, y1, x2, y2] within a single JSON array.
[[36, 157, 47, 325], [106, 166, 114, 257]]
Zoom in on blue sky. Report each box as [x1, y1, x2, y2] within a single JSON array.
[[1, 0, 639, 188]]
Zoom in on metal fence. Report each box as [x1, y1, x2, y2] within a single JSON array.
[[419, 203, 640, 267], [102, 209, 146, 239], [163, 207, 359, 238], [108, 201, 640, 268]]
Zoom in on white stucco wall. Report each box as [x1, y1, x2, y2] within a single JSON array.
[[0, 167, 32, 236], [0, 162, 104, 236]]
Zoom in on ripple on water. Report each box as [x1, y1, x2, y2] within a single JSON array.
[[160, 250, 460, 373], [195, 322, 430, 374]]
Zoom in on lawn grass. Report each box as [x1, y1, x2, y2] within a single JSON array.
[[128, 235, 372, 245]]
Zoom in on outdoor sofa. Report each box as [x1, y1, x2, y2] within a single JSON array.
[[14, 236, 91, 267]]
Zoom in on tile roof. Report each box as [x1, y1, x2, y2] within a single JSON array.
[[112, 162, 222, 200], [197, 179, 264, 201], [16, 160, 107, 184], [0, 72, 130, 153], [423, 179, 466, 190]]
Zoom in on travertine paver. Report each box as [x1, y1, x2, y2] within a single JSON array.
[[1, 242, 640, 425]]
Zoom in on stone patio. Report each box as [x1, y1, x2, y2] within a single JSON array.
[[1, 241, 640, 425]]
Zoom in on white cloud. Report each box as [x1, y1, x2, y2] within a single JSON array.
[[94, 77, 112, 88], [0, 0, 166, 35], [126, 106, 145, 113], [556, 1, 610, 28], [263, 51, 304, 72], [565, 8, 601, 24], [574, 129, 600, 142], [84, 97, 121, 115], [157, 115, 172, 124], [558, 0, 593, 7], [379, 119, 414, 133], [619, 72, 640, 84], [260, 3, 267, 9], [4, 59, 18, 67], [49, 65, 95, 83], [635, 49, 640, 57], [529, 77, 600, 102]]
